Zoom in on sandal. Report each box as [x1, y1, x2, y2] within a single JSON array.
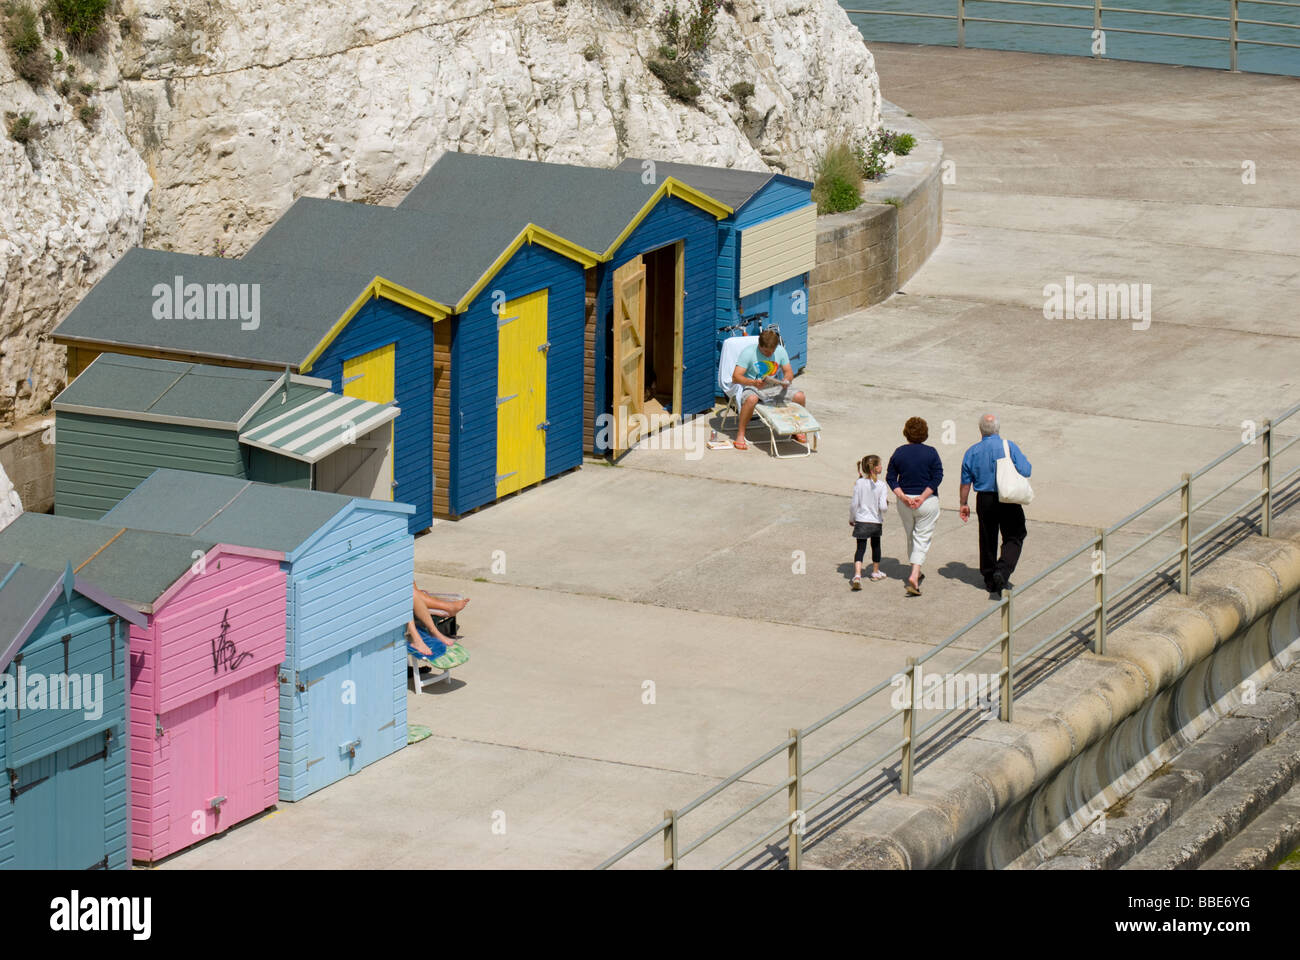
[[793, 433, 807, 443], [870, 571, 887, 581], [905, 581, 922, 597], [851, 577, 862, 591], [734, 439, 748, 450]]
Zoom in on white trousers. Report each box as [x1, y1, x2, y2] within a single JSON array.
[[896, 496, 941, 565]]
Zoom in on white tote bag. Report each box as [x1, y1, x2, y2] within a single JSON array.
[[995, 437, 1034, 505]]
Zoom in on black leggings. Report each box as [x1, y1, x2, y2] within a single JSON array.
[[855, 535, 881, 564]]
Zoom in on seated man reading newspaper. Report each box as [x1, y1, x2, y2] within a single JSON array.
[[731, 329, 812, 450]]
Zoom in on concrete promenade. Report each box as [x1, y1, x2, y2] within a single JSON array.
[[160, 46, 1300, 869]]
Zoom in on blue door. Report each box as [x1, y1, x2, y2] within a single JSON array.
[[12, 732, 109, 869], [302, 649, 353, 795]]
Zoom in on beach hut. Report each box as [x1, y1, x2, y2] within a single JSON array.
[[0, 513, 287, 863], [399, 152, 734, 458], [616, 159, 816, 378], [51, 250, 447, 533], [52, 353, 402, 520], [241, 197, 601, 517], [0, 560, 147, 869], [103, 470, 414, 802]]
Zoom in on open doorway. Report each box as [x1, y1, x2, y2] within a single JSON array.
[[642, 243, 681, 414]]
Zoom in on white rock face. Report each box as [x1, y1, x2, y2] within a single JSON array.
[[1, 0, 880, 422]]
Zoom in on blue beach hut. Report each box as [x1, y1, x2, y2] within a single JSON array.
[[0, 560, 147, 869], [399, 152, 735, 458], [616, 158, 816, 378], [51, 250, 446, 533], [103, 469, 415, 801]]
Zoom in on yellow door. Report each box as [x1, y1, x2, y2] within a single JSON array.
[[496, 290, 548, 499], [342, 343, 396, 501]]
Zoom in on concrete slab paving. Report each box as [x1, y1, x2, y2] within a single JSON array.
[[155, 44, 1300, 869]]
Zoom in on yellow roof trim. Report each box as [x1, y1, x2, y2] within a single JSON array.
[[601, 178, 733, 259], [454, 226, 602, 313], [301, 277, 450, 373]]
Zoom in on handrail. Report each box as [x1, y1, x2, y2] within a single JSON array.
[[840, 0, 1300, 75], [599, 404, 1299, 868]]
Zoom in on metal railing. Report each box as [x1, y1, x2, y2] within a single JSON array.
[[598, 401, 1300, 869], [841, 0, 1300, 73]]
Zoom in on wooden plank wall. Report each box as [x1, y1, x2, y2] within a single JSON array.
[[433, 320, 452, 518], [584, 268, 598, 455]]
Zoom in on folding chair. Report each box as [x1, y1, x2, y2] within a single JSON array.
[[716, 336, 820, 459]]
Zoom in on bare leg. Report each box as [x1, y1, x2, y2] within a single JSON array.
[[412, 587, 452, 644], [735, 393, 760, 444], [416, 585, 468, 615], [854, 559, 863, 580], [908, 563, 921, 590], [792, 390, 806, 407], [406, 621, 435, 657]]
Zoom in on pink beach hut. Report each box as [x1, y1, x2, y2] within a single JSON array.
[[0, 513, 287, 863]]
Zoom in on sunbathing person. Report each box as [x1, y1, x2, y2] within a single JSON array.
[[414, 582, 469, 617], [407, 584, 457, 659]]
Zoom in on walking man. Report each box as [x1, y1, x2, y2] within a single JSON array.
[[959, 414, 1031, 598]]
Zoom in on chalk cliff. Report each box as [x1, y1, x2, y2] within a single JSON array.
[[0, 0, 880, 421]]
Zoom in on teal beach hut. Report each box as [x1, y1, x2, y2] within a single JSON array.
[[0, 560, 147, 869]]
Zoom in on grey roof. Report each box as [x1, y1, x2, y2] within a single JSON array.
[[102, 470, 358, 555], [0, 561, 63, 656], [614, 158, 785, 213], [399, 152, 670, 255], [51, 247, 385, 368], [54, 353, 285, 426], [243, 197, 532, 308], [0, 514, 220, 611]]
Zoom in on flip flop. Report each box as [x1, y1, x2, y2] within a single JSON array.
[[734, 439, 748, 450], [793, 433, 807, 443], [905, 582, 922, 597]]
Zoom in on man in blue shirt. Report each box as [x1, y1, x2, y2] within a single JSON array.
[[731, 329, 809, 450], [959, 414, 1031, 597]]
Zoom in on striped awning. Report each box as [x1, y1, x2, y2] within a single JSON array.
[[239, 389, 399, 464]]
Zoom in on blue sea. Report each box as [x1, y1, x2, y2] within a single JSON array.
[[839, 0, 1300, 76]]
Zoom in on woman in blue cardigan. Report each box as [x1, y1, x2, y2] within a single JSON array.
[[886, 417, 944, 596]]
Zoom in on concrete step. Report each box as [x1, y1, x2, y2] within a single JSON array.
[[1198, 781, 1300, 870], [1121, 720, 1300, 870], [1039, 675, 1300, 869]]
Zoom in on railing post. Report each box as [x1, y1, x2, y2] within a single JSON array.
[[1094, 528, 1107, 655], [1000, 591, 1014, 723], [1179, 473, 1191, 594], [787, 728, 802, 869], [1262, 419, 1273, 537], [1092, 0, 1102, 58], [1230, 0, 1239, 72], [900, 657, 916, 795], [663, 808, 678, 869], [958, 0, 966, 48]]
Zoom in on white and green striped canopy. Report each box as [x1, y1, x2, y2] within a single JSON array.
[[240, 386, 398, 464]]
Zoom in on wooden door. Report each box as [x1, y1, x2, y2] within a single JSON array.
[[162, 693, 219, 856], [342, 344, 396, 501], [495, 289, 548, 499], [11, 734, 108, 868], [611, 256, 646, 455], [213, 669, 274, 834], [315, 424, 392, 500]]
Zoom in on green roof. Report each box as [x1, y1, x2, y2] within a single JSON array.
[[51, 248, 385, 368], [0, 561, 63, 654], [102, 470, 370, 555], [0, 514, 218, 612], [54, 353, 286, 426], [243, 198, 535, 308], [399, 152, 669, 254]]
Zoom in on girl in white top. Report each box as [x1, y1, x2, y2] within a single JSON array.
[[850, 454, 890, 589]]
